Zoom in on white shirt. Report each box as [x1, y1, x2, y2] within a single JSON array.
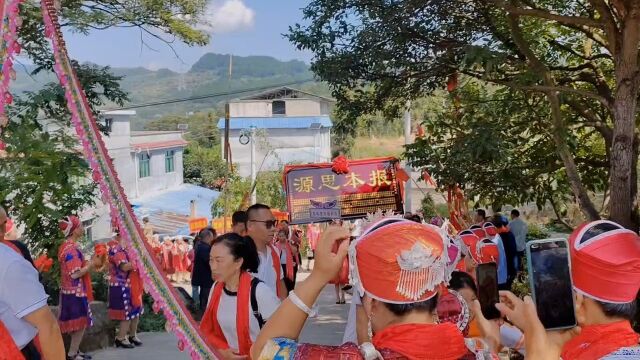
[[208, 281, 280, 350], [279, 244, 288, 265], [342, 295, 362, 344], [253, 246, 283, 294], [509, 218, 528, 252], [0, 243, 49, 348]]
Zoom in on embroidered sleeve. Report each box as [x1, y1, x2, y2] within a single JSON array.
[[62, 247, 83, 276], [257, 338, 298, 360]]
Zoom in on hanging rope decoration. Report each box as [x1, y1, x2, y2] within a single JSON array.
[[0, 1, 218, 358], [444, 72, 469, 232], [0, 0, 24, 159]]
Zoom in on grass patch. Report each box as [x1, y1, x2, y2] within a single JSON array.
[[350, 136, 404, 159]]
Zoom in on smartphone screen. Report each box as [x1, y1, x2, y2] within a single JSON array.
[[476, 263, 501, 320], [528, 239, 577, 330]]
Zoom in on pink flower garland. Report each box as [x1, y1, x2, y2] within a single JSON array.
[[39, 1, 216, 358], [0, 0, 23, 126]]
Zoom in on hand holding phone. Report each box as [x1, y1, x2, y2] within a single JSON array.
[[526, 239, 577, 330], [476, 262, 501, 320]]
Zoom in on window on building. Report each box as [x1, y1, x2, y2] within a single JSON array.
[[82, 219, 93, 242], [139, 153, 151, 178], [272, 100, 286, 115], [165, 150, 175, 173], [103, 118, 113, 133]]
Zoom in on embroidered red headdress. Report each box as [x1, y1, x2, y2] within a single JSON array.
[[458, 230, 478, 249], [437, 289, 471, 336], [59, 215, 81, 238], [349, 219, 447, 303], [468, 225, 486, 239], [468, 237, 499, 265], [568, 220, 640, 303], [482, 222, 497, 237]]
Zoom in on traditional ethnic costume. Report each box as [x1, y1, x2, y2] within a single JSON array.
[[279, 237, 298, 293], [107, 241, 144, 321], [561, 220, 640, 360], [57, 216, 93, 333], [436, 290, 497, 360], [305, 224, 319, 260], [161, 239, 175, 275], [259, 218, 493, 360]]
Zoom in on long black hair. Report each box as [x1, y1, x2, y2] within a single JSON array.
[[212, 233, 260, 273]]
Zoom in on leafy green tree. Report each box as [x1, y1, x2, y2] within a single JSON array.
[[145, 112, 221, 148], [212, 174, 250, 217], [1, 0, 211, 252], [256, 171, 286, 211], [1, 63, 127, 256], [289, 0, 640, 230], [183, 144, 228, 188], [405, 82, 608, 227]]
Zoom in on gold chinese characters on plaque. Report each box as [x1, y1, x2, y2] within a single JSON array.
[[283, 157, 404, 224]]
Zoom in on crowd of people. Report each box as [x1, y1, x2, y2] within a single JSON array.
[[1, 202, 640, 359]]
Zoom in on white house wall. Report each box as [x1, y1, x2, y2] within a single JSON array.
[[135, 148, 184, 198], [284, 99, 322, 116], [131, 131, 185, 144], [225, 128, 332, 177], [229, 99, 332, 117], [230, 101, 271, 117]]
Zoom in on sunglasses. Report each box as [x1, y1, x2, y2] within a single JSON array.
[[249, 219, 279, 229]]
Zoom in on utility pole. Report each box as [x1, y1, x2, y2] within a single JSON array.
[[223, 54, 233, 232], [404, 100, 412, 213], [250, 126, 257, 204], [222, 103, 231, 233]]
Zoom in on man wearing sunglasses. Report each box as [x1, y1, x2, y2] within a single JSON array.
[[246, 204, 287, 300]]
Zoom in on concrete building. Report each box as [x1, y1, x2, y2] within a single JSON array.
[[218, 87, 334, 177], [84, 110, 217, 241]]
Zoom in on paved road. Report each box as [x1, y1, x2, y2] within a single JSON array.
[[93, 269, 349, 359]]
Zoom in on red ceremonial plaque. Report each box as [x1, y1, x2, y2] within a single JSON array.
[[283, 157, 404, 224]]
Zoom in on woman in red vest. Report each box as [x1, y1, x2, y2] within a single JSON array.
[[200, 233, 280, 359], [107, 229, 144, 349], [58, 216, 96, 360]]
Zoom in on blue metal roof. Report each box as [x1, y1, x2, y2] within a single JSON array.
[[216, 116, 333, 130], [131, 184, 219, 235]]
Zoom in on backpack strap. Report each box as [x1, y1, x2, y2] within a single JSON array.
[[250, 277, 266, 329]]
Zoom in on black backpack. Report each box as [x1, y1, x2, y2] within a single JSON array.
[[250, 277, 266, 329]]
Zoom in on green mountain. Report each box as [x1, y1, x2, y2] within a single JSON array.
[[11, 53, 318, 128]]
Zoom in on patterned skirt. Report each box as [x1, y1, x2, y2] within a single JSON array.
[[108, 285, 144, 321], [59, 294, 92, 333]]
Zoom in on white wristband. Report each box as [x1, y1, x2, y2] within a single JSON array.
[[288, 291, 318, 317]]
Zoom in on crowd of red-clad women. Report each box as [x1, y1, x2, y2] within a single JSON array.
[[2, 203, 640, 360]]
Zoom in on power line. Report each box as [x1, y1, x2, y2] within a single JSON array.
[[106, 78, 316, 111]]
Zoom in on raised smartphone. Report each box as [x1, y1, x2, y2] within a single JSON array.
[[526, 238, 577, 330], [476, 262, 501, 320]]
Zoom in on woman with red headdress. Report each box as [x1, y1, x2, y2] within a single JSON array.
[[58, 215, 96, 360], [252, 219, 500, 359], [107, 228, 144, 349]]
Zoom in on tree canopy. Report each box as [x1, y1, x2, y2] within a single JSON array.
[[1, 0, 211, 252], [289, 0, 640, 229]]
